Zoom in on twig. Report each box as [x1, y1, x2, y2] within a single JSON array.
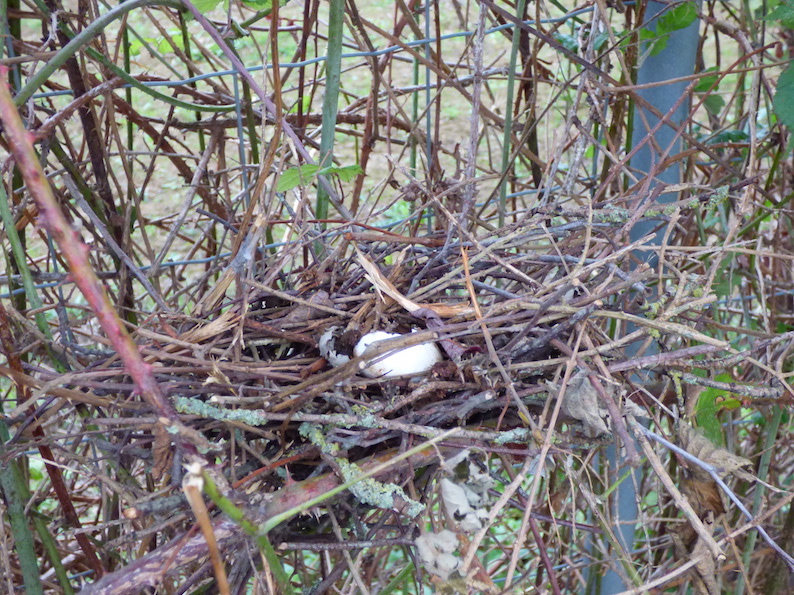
[[637, 423, 794, 571]]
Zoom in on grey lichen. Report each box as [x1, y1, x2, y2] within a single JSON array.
[[669, 371, 685, 410], [706, 185, 729, 208], [493, 427, 531, 445], [337, 458, 424, 518], [175, 397, 269, 426], [643, 299, 663, 319], [356, 413, 380, 429], [300, 422, 424, 517], [299, 422, 339, 455], [594, 206, 630, 223]]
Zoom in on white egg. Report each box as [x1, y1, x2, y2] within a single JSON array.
[[353, 331, 443, 378]]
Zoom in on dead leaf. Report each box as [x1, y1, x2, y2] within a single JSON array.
[[354, 246, 473, 318], [151, 424, 172, 482], [355, 246, 421, 312], [680, 474, 725, 519], [179, 310, 239, 344], [558, 373, 611, 437], [282, 290, 334, 323], [204, 360, 231, 386], [192, 268, 235, 317], [672, 510, 720, 595], [440, 478, 488, 533], [421, 302, 474, 318], [678, 423, 752, 478], [192, 213, 268, 316], [415, 530, 461, 580]]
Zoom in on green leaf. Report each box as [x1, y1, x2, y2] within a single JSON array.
[[638, 29, 656, 43], [28, 465, 44, 482], [773, 62, 794, 133], [695, 68, 723, 114], [288, 94, 312, 114], [158, 34, 185, 55], [694, 69, 720, 93], [593, 31, 611, 52], [128, 37, 157, 57], [642, 2, 698, 57], [242, 0, 274, 8], [277, 163, 363, 192], [192, 0, 224, 13], [694, 373, 735, 445], [553, 33, 579, 54], [658, 2, 699, 33], [702, 94, 724, 115], [277, 164, 321, 192], [714, 256, 740, 299], [638, 28, 667, 57], [777, 321, 794, 334], [763, 0, 794, 28], [323, 164, 363, 182], [708, 129, 748, 144], [694, 390, 722, 445], [648, 38, 668, 57]]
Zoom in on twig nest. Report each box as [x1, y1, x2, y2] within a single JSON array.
[[354, 331, 443, 378]]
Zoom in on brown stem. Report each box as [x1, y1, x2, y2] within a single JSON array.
[[0, 67, 197, 454], [0, 301, 105, 577], [78, 444, 444, 594]]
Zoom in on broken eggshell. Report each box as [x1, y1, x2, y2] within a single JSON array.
[[353, 330, 443, 378], [318, 326, 352, 368]]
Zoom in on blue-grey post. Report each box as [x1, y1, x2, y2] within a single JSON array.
[[593, 2, 701, 593]]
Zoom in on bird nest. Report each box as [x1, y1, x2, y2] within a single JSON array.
[[55, 187, 792, 593]]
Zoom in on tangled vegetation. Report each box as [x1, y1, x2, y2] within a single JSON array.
[[0, 0, 792, 593]]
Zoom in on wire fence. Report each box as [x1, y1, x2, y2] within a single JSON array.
[[1, 0, 792, 593]]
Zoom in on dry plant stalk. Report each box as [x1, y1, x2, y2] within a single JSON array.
[[0, 2, 791, 594]]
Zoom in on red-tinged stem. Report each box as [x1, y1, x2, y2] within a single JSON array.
[[0, 67, 190, 449]]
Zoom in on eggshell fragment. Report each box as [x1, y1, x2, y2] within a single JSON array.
[[318, 326, 351, 367], [353, 331, 442, 378]]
